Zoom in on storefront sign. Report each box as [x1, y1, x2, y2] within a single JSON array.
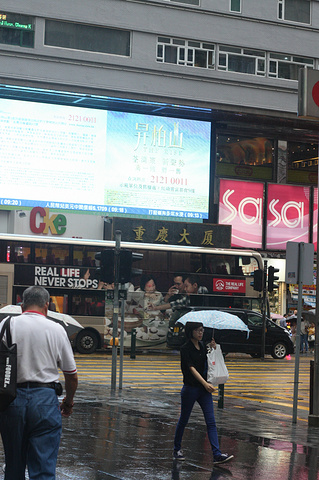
[[30, 207, 67, 235], [218, 179, 263, 249], [266, 184, 310, 250], [111, 218, 231, 248], [14, 264, 99, 289], [212, 278, 245, 294]]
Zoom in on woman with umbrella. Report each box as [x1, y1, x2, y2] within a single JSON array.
[[173, 321, 234, 465]]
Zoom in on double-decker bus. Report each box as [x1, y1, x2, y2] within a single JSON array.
[[0, 233, 266, 353]]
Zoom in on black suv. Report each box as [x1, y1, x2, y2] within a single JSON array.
[[166, 308, 294, 359]]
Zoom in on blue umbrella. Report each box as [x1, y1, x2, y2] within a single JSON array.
[[178, 310, 250, 337]]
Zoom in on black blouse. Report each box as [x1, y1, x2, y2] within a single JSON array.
[[180, 340, 207, 387]]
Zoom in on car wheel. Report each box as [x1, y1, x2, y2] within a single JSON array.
[[271, 342, 287, 359], [76, 329, 98, 354]]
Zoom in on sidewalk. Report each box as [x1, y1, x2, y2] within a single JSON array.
[[6, 379, 317, 480]]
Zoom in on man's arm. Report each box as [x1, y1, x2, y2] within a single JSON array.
[[60, 372, 78, 417]]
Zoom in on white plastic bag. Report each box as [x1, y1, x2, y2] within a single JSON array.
[[207, 344, 229, 386]]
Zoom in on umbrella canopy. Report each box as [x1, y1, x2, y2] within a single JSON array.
[[271, 313, 284, 320], [0, 305, 83, 329], [177, 310, 250, 336]]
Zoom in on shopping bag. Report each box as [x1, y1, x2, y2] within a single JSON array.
[[0, 317, 17, 412], [207, 344, 229, 386]]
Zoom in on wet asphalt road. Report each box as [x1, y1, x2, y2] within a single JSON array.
[[1, 355, 319, 479]]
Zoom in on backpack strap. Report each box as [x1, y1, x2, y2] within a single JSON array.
[[0, 317, 12, 347]]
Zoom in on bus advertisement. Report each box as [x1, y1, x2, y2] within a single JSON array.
[[0, 234, 265, 353]]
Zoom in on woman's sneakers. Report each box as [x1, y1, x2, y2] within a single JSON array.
[[213, 453, 234, 465], [173, 450, 234, 464], [173, 450, 186, 461]]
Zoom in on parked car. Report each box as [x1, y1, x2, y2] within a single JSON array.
[[0, 305, 101, 354], [167, 308, 294, 359]]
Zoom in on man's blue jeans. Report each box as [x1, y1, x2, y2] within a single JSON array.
[[174, 384, 221, 457], [0, 387, 62, 480]]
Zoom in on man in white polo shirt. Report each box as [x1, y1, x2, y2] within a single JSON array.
[[0, 285, 78, 480]]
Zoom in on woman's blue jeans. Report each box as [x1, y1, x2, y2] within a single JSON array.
[[300, 333, 308, 353], [0, 387, 62, 480], [174, 384, 221, 457]]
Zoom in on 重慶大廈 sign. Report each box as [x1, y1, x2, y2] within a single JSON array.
[[111, 218, 231, 248]]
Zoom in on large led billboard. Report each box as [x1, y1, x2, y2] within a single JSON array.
[[0, 98, 211, 220]]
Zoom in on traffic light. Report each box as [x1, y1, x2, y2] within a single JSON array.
[[119, 250, 143, 284], [95, 249, 114, 283], [251, 269, 264, 292], [268, 266, 279, 292]]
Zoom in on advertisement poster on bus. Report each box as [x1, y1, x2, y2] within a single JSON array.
[[266, 184, 310, 250], [218, 179, 263, 249]]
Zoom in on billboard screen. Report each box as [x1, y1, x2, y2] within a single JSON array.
[[218, 179, 264, 248], [0, 98, 211, 220], [266, 184, 310, 250]]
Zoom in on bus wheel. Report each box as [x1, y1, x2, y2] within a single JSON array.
[[271, 342, 287, 359], [76, 329, 98, 354]]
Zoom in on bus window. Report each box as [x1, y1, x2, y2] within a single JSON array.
[[136, 250, 168, 273], [72, 294, 105, 316], [73, 246, 100, 267], [35, 243, 69, 265], [205, 254, 235, 275], [6, 242, 31, 263], [170, 252, 201, 274], [239, 256, 259, 275]]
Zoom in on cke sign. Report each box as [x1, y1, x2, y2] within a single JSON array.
[[30, 207, 67, 235]]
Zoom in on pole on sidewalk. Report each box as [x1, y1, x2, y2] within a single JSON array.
[[261, 260, 267, 360], [111, 230, 121, 392], [309, 174, 319, 426], [119, 283, 126, 390], [292, 242, 304, 424]]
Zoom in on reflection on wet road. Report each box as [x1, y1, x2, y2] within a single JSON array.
[[72, 352, 312, 421]]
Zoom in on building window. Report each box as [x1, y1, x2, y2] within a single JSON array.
[[287, 140, 318, 184], [268, 53, 313, 80], [157, 37, 215, 68], [216, 134, 274, 181], [218, 46, 266, 76], [157, 36, 314, 82], [0, 12, 34, 48], [230, 0, 241, 12], [45, 20, 130, 56], [278, 0, 310, 24]]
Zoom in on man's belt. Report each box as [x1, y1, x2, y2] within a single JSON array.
[[17, 382, 57, 389]]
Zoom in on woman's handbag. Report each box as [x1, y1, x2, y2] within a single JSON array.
[[207, 344, 229, 386], [0, 317, 17, 412]]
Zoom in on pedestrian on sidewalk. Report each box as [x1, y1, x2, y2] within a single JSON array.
[[300, 317, 309, 354], [173, 321, 233, 465], [0, 285, 78, 480]]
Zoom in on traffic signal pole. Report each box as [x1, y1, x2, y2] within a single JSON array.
[[309, 208, 319, 425], [111, 230, 121, 392], [261, 260, 267, 359], [292, 243, 304, 424]]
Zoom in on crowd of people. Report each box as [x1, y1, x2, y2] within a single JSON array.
[[275, 309, 316, 354]]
